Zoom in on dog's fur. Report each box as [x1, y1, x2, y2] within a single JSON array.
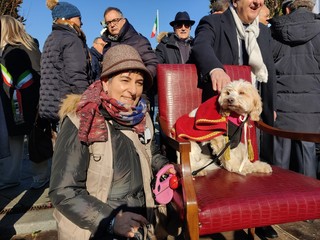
[[189, 80, 272, 176]]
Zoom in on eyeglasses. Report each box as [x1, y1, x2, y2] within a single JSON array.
[[174, 23, 191, 29], [101, 18, 123, 28]]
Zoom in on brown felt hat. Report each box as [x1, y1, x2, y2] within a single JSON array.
[[101, 44, 153, 91]]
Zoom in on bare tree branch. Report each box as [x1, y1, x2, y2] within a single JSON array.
[[0, 0, 24, 22]]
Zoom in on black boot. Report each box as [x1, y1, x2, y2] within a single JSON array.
[[255, 226, 278, 239]]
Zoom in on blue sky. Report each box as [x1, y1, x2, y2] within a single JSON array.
[[20, 0, 210, 50]]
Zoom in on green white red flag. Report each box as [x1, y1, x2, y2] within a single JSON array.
[[151, 11, 158, 38]]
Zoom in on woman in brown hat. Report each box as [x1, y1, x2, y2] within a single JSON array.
[[49, 44, 175, 240]]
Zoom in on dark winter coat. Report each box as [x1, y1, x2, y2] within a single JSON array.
[[191, 8, 276, 126], [269, 9, 320, 133], [155, 32, 193, 64], [49, 95, 168, 239], [39, 23, 92, 122], [0, 43, 41, 136], [89, 46, 103, 80], [102, 19, 158, 79]]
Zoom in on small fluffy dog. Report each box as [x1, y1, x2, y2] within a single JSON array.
[[187, 80, 272, 176]]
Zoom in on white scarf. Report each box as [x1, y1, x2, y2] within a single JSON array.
[[230, 6, 268, 83]]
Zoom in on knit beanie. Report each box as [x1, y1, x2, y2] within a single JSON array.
[[46, 0, 81, 20], [101, 44, 153, 91]]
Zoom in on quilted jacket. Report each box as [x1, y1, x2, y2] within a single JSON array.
[[39, 23, 92, 122]]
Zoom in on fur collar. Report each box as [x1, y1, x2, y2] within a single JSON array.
[[58, 94, 82, 120]]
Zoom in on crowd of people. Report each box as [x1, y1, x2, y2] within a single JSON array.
[[0, 0, 319, 239]]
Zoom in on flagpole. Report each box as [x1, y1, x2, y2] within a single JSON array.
[[157, 9, 159, 35]]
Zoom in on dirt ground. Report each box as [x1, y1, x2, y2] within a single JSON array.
[[9, 219, 320, 240]]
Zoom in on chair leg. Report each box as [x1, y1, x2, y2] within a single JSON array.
[[248, 228, 256, 240]]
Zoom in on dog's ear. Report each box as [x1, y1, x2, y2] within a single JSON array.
[[218, 90, 231, 117], [250, 92, 263, 121]]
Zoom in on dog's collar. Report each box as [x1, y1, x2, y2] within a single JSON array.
[[228, 113, 248, 126]]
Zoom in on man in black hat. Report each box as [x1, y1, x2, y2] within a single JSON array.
[[155, 11, 195, 64], [154, 11, 195, 157]]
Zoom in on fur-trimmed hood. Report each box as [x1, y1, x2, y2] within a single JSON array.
[[58, 94, 82, 120]]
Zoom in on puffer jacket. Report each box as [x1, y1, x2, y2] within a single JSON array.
[[0, 43, 41, 136], [155, 32, 193, 64], [270, 8, 320, 132], [49, 94, 168, 239], [39, 23, 92, 122], [102, 19, 158, 79]]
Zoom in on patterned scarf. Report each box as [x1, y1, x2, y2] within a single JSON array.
[[76, 80, 147, 144]]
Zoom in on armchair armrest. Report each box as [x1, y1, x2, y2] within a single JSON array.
[[163, 133, 200, 239], [256, 120, 320, 143]]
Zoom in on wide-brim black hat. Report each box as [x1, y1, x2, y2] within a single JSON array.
[[170, 11, 195, 27]]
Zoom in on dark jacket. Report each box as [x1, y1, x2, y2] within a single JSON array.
[[191, 8, 276, 126], [49, 95, 168, 238], [39, 23, 92, 122], [155, 32, 193, 64], [89, 46, 103, 80], [102, 19, 158, 79], [269, 8, 320, 133], [0, 43, 41, 136]]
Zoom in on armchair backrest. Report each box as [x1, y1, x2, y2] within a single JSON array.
[[157, 64, 202, 137], [157, 64, 252, 137]]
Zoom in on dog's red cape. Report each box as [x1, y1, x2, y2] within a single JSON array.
[[171, 96, 227, 142], [171, 95, 259, 161]]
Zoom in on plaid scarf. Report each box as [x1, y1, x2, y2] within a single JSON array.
[[76, 80, 147, 144]]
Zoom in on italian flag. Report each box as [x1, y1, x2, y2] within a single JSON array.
[[151, 11, 158, 38]]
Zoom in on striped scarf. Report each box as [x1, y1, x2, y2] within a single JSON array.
[[1, 64, 33, 124]]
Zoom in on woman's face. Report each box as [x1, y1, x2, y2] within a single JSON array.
[[233, 0, 264, 24], [102, 71, 144, 108]]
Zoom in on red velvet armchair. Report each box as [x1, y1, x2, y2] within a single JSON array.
[[157, 64, 320, 240]]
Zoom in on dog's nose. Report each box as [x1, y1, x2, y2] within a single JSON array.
[[228, 98, 234, 104]]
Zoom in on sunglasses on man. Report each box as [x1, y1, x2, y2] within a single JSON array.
[[174, 23, 191, 29]]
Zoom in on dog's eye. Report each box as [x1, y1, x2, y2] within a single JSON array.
[[239, 91, 245, 95]]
